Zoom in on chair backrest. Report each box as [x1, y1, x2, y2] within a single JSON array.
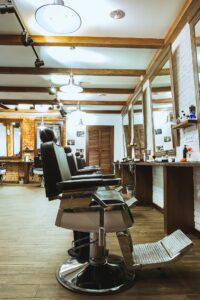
[[80, 154, 86, 167], [40, 130, 72, 198], [34, 155, 43, 168], [64, 147, 78, 176], [75, 151, 84, 169]]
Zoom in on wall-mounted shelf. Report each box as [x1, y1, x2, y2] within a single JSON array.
[[172, 119, 198, 130]]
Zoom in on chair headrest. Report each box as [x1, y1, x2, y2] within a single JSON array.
[[80, 154, 84, 158], [75, 152, 80, 157], [40, 128, 57, 143], [64, 146, 72, 154]]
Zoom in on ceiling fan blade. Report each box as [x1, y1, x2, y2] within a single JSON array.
[[0, 103, 9, 109]]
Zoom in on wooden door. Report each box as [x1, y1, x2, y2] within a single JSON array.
[[86, 126, 114, 173]]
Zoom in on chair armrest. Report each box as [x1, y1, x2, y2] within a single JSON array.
[[72, 174, 102, 180], [76, 168, 99, 175], [57, 178, 103, 191], [83, 166, 101, 172]]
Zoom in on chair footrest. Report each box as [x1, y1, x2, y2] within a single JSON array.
[[126, 197, 138, 208], [132, 230, 193, 270]]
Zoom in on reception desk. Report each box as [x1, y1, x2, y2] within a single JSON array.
[[114, 161, 199, 234], [0, 160, 33, 184]]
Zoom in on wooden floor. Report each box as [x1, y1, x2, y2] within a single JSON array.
[[0, 185, 200, 300]]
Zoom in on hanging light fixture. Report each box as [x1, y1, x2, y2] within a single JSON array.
[[60, 73, 83, 94], [35, 0, 82, 34]]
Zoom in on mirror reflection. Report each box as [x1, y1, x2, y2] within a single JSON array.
[[36, 122, 62, 151], [151, 59, 175, 154], [132, 93, 146, 159], [122, 112, 131, 158], [0, 121, 21, 157]]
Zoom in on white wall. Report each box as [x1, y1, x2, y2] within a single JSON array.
[[66, 111, 124, 161]]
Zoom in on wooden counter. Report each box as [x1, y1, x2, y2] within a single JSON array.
[[114, 161, 197, 234], [0, 160, 33, 184]]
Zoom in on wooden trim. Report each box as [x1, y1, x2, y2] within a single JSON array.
[[0, 86, 133, 94], [0, 99, 125, 106], [0, 67, 145, 77], [151, 86, 172, 93], [190, 9, 200, 149], [81, 110, 121, 114], [0, 35, 164, 49]]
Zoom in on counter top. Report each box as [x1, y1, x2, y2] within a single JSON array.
[[0, 160, 33, 164], [114, 161, 200, 167]]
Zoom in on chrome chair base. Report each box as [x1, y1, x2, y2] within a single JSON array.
[[56, 257, 135, 295]]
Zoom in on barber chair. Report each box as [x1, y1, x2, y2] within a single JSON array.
[[64, 146, 100, 176], [40, 132, 193, 295], [32, 156, 44, 187], [0, 163, 6, 183], [75, 151, 100, 171]]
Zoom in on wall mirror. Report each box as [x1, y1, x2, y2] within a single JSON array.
[[122, 111, 131, 158], [193, 15, 200, 105], [132, 92, 146, 158], [35, 120, 64, 153], [150, 56, 176, 155], [0, 119, 22, 158]]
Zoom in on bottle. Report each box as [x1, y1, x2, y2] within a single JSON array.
[[183, 145, 188, 159]]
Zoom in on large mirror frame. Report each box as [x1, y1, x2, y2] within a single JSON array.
[[149, 50, 177, 156], [35, 119, 65, 155], [0, 118, 22, 159], [122, 108, 132, 159], [190, 11, 200, 143], [131, 89, 147, 159]]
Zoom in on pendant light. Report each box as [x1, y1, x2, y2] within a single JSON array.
[[35, 0, 81, 34], [60, 73, 83, 94]]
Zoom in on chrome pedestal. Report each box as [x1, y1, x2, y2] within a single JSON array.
[[56, 257, 135, 295]]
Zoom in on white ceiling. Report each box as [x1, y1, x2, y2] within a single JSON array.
[[0, 0, 187, 112]]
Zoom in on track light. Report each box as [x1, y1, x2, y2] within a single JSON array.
[[29, 104, 35, 110], [14, 105, 18, 111], [0, 4, 15, 14], [48, 85, 57, 95], [35, 58, 45, 68], [21, 30, 33, 47], [48, 105, 54, 110], [59, 106, 67, 117]]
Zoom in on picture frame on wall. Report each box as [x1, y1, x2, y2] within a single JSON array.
[[155, 129, 162, 135], [164, 136, 171, 142], [76, 131, 85, 137], [67, 139, 75, 146]]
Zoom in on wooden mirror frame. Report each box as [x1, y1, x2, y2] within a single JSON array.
[[190, 10, 200, 144], [131, 89, 147, 159], [149, 49, 177, 156], [0, 118, 22, 160], [34, 118, 66, 155]]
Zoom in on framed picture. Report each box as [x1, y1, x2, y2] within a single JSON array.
[[155, 129, 162, 135], [164, 136, 171, 142], [76, 131, 85, 137], [156, 145, 164, 151], [67, 139, 75, 146]]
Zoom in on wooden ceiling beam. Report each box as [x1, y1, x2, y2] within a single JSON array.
[[0, 86, 133, 94], [0, 99, 125, 106], [0, 35, 164, 49], [0, 67, 145, 77], [151, 86, 172, 93], [134, 98, 173, 105]]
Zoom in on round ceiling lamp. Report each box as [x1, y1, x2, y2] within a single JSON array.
[[60, 74, 83, 94], [35, 0, 82, 34]]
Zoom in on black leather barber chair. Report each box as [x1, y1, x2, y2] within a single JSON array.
[[40, 130, 193, 295], [64, 146, 100, 176], [32, 155, 44, 187], [0, 163, 6, 183], [75, 151, 100, 171]]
